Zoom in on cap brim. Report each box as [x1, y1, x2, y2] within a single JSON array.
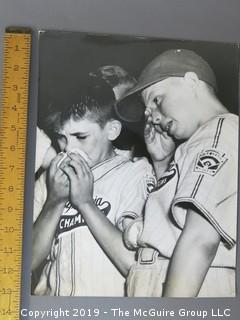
[[114, 94, 144, 123], [115, 75, 168, 122]]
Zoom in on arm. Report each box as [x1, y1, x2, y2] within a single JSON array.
[[77, 202, 136, 277], [61, 153, 136, 277], [163, 208, 221, 297], [32, 153, 69, 271], [32, 198, 65, 271], [144, 108, 176, 179]]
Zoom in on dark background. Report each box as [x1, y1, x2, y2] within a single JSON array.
[[1, 1, 240, 318], [38, 30, 240, 127]]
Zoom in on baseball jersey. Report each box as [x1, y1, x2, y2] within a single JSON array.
[[33, 150, 155, 296], [138, 113, 238, 270]]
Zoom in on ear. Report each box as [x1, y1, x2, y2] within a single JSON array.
[[107, 119, 122, 141], [184, 72, 200, 90]]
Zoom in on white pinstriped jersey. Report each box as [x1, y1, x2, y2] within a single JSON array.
[[139, 113, 238, 272], [33, 150, 155, 296]]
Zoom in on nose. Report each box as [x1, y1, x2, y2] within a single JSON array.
[[64, 143, 74, 153], [62, 139, 77, 153]]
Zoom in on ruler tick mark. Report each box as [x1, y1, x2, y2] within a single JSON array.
[[0, 30, 31, 320]]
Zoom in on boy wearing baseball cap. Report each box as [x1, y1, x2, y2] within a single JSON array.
[[117, 49, 238, 297], [32, 70, 155, 296]]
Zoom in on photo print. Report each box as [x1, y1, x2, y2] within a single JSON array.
[[32, 30, 239, 297]]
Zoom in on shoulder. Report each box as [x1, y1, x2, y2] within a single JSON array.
[[187, 113, 238, 149], [115, 149, 153, 173], [115, 150, 155, 187], [207, 113, 238, 132], [200, 113, 237, 135], [126, 156, 154, 177], [126, 157, 156, 193]]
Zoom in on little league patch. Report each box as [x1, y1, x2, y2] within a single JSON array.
[[194, 149, 228, 176]]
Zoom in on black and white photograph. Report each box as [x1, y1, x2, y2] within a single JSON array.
[[31, 30, 239, 297]]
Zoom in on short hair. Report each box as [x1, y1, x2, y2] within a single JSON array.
[[44, 66, 136, 135], [44, 81, 117, 133]]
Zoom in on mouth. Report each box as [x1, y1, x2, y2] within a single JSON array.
[[152, 120, 174, 136]]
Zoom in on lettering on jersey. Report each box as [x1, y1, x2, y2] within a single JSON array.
[[194, 149, 228, 176], [155, 161, 177, 191], [56, 196, 111, 237], [146, 176, 156, 194], [94, 196, 111, 216], [58, 212, 85, 235]]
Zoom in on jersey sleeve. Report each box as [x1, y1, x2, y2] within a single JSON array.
[[172, 118, 238, 248], [33, 172, 48, 223], [115, 159, 156, 232]]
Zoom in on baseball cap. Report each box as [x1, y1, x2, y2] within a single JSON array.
[[115, 49, 218, 122]]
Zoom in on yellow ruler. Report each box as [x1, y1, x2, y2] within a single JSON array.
[[0, 27, 31, 319]]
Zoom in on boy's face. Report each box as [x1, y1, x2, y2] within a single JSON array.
[[55, 117, 114, 168], [141, 76, 201, 140]]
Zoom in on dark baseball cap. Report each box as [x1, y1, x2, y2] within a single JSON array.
[[115, 49, 218, 122]]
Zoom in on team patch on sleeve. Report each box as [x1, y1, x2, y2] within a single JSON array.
[[194, 149, 228, 176]]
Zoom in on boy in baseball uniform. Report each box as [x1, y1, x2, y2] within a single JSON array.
[[32, 74, 155, 296], [116, 49, 238, 297]]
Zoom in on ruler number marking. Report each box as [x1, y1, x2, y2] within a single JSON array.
[[0, 30, 31, 320]]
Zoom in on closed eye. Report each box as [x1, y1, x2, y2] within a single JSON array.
[[75, 135, 87, 140], [153, 96, 161, 107]]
